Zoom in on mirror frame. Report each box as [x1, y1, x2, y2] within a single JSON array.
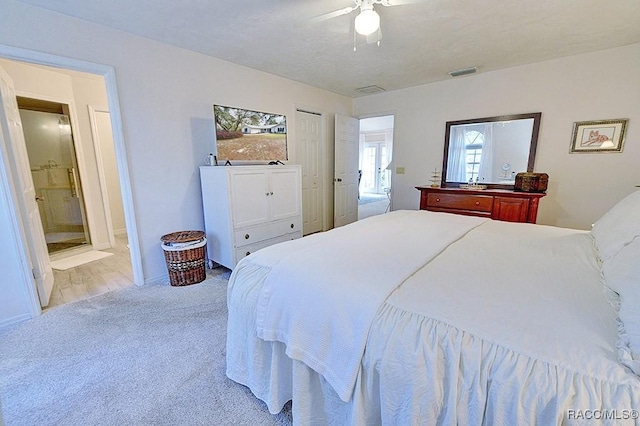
[[441, 112, 542, 190]]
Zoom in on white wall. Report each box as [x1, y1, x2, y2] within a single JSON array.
[[0, 0, 352, 290], [354, 43, 640, 230]]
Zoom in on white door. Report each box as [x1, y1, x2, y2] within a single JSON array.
[[269, 168, 301, 221], [361, 141, 390, 194], [0, 66, 54, 307], [296, 110, 323, 235], [334, 114, 359, 228]]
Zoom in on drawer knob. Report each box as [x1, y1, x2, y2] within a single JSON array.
[[475, 201, 480, 206], [244, 234, 250, 239], [245, 251, 251, 256], [290, 223, 294, 228], [436, 198, 440, 202]]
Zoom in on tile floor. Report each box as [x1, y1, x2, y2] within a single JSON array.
[[47, 234, 134, 309]]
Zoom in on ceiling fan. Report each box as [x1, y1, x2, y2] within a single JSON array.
[[312, 0, 422, 48]]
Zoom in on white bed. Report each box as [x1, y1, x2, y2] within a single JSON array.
[[226, 198, 640, 425]]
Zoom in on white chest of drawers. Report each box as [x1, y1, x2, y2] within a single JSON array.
[[200, 165, 302, 269]]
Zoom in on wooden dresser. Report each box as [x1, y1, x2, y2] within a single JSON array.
[[416, 186, 546, 224]]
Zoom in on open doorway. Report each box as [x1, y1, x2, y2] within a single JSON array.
[[0, 56, 136, 310], [358, 115, 394, 220], [18, 97, 91, 254]]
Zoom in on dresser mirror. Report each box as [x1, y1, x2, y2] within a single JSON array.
[[441, 112, 541, 189]]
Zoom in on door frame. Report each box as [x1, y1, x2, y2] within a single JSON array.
[[358, 112, 396, 211], [0, 44, 144, 313], [87, 105, 117, 248]]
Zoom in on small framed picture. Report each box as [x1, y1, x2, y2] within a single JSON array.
[[570, 119, 628, 153]]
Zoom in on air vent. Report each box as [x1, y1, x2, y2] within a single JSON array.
[[355, 85, 386, 94], [448, 67, 477, 77]]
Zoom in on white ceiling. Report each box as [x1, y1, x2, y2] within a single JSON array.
[[16, 0, 640, 98]]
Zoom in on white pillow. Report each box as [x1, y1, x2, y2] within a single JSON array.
[[591, 189, 640, 261], [602, 237, 640, 375]]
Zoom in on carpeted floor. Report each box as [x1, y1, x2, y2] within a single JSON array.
[[0, 268, 291, 426], [358, 194, 387, 205]]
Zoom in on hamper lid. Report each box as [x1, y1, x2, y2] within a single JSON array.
[[160, 230, 205, 244]]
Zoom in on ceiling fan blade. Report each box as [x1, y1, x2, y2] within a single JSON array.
[[366, 28, 382, 44], [310, 6, 356, 23], [379, 0, 427, 6]]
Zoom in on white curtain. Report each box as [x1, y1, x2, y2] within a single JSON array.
[[446, 126, 467, 182], [478, 124, 494, 183]]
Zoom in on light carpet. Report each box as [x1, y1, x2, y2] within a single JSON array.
[[358, 194, 387, 205], [0, 268, 291, 425], [50, 250, 114, 270]]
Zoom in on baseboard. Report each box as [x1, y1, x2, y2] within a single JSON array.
[[114, 228, 127, 236], [144, 273, 170, 286], [0, 312, 32, 329]]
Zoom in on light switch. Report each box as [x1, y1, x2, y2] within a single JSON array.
[[395, 167, 405, 174]]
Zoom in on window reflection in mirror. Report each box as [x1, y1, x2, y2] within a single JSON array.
[[442, 113, 541, 189]]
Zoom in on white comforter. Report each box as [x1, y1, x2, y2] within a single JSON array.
[[226, 211, 640, 425], [252, 210, 487, 401]]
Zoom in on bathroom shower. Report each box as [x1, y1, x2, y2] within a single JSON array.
[[18, 97, 90, 254]]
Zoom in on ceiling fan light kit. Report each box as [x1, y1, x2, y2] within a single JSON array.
[[354, 7, 380, 35], [315, 0, 420, 49]]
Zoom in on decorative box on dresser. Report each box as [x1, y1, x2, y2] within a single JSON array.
[[200, 165, 302, 269], [416, 186, 546, 224]]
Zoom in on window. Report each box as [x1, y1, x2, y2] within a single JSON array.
[[464, 130, 483, 182]]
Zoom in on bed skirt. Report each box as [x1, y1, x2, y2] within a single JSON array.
[[226, 262, 640, 425]]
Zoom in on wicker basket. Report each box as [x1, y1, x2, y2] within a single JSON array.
[[160, 230, 207, 286]]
